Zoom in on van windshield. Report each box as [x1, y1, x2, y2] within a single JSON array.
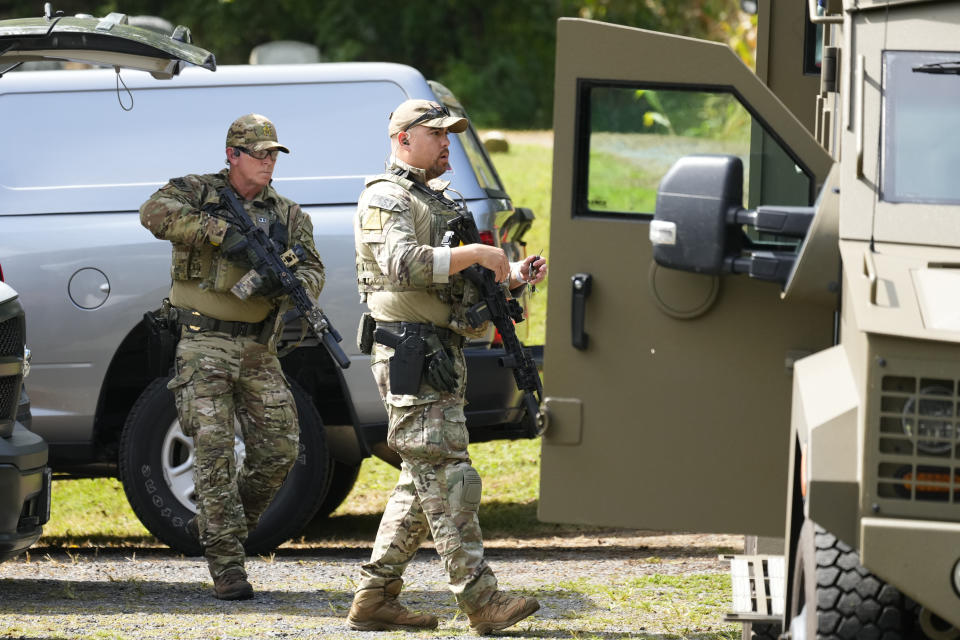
[[882, 50, 960, 204]]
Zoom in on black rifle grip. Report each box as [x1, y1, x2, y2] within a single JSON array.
[[571, 273, 592, 350]]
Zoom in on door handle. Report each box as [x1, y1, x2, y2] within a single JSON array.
[[571, 273, 592, 350]]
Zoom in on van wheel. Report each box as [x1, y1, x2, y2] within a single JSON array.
[[119, 376, 331, 556], [312, 459, 361, 520], [788, 519, 918, 639]]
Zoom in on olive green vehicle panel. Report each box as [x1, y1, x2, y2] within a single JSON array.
[[0, 14, 215, 78], [836, 2, 960, 247], [539, 19, 833, 536], [860, 518, 960, 629], [755, 0, 821, 134]]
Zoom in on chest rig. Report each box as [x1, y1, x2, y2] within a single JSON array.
[[171, 177, 290, 293], [355, 171, 482, 324]]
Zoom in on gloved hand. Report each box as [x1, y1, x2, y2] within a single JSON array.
[[424, 332, 458, 392], [219, 227, 252, 266], [250, 269, 285, 299]]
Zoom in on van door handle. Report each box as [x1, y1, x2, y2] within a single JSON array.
[[571, 273, 592, 350]]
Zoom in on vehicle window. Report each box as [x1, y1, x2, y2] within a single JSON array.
[[575, 83, 813, 219], [0, 78, 486, 214], [882, 50, 960, 205], [804, 18, 823, 75], [448, 109, 505, 195]]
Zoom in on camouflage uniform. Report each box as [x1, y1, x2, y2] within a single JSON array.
[[140, 114, 324, 582], [353, 156, 497, 614]]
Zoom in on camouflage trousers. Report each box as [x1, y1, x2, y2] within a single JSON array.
[[358, 342, 498, 614], [168, 329, 299, 579]]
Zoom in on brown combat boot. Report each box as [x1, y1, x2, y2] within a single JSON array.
[[213, 568, 254, 601], [347, 579, 439, 631], [467, 591, 540, 635]]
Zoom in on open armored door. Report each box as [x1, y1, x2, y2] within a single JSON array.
[[539, 19, 834, 536]]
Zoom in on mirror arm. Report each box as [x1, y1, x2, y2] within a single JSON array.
[[725, 250, 797, 285], [729, 205, 815, 238]]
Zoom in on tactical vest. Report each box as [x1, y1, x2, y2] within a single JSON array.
[[170, 178, 290, 294], [356, 172, 483, 332]]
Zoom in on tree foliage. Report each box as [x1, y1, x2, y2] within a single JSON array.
[[5, 0, 755, 128]]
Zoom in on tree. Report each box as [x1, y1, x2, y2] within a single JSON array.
[[6, 0, 754, 128]]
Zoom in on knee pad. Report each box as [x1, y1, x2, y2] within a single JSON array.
[[456, 465, 482, 512]]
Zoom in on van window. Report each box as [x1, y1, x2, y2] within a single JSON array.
[[574, 82, 813, 219], [458, 125, 506, 196], [882, 50, 960, 205], [0, 77, 483, 214]]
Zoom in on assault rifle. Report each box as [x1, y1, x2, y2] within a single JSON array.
[[443, 206, 544, 433], [213, 187, 350, 369]]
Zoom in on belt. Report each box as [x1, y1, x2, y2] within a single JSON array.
[[375, 321, 465, 348], [172, 307, 268, 339]]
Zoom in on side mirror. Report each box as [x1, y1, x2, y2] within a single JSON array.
[[650, 155, 744, 275], [650, 154, 815, 286]]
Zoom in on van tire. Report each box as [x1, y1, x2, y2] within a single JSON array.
[[788, 519, 917, 639], [119, 375, 330, 556]]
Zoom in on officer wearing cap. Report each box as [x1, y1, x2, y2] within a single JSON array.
[[347, 99, 546, 633], [139, 114, 324, 600]]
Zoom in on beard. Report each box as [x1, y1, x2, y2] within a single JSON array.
[[425, 157, 451, 181]]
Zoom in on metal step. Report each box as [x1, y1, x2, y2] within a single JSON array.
[[722, 553, 785, 624]]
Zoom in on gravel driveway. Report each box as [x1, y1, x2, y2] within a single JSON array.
[[0, 532, 742, 639]]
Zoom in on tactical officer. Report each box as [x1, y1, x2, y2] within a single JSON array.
[[348, 99, 547, 634], [140, 114, 324, 600]]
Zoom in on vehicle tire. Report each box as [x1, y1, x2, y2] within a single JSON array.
[[312, 458, 361, 520], [743, 622, 781, 640], [119, 375, 330, 556], [788, 519, 919, 639]]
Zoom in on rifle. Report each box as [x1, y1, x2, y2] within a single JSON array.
[[212, 187, 350, 369], [442, 204, 544, 433]]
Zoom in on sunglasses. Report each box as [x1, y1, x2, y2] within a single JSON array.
[[402, 105, 451, 132], [236, 146, 279, 160]]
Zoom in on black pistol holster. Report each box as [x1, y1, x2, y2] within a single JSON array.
[[144, 298, 179, 378], [374, 325, 426, 395], [358, 312, 376, 355]]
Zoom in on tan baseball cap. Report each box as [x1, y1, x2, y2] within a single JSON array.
[[388, 99, 468, 137], [225, 113, 290, 153]]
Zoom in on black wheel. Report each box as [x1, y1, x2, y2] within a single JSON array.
[[743, 622, 781, 640], [311, 458, 361, 520], [788, 519, 919, 639], [118, 375, 331, 555]]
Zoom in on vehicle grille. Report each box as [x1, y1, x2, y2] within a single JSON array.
[[0, 311, 25, 428], [0, 315, 23, 357], [875, 374, 960, 509], [0, 375, 16, 421]]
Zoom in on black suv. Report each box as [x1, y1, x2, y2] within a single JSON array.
[[0, 281, 49, 561]]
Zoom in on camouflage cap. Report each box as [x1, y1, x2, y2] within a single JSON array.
[[388, 99, 468, 137], [225, 113, 290, 154]]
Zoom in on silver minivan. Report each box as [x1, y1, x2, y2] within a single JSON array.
[[0, 59, 538, 553]]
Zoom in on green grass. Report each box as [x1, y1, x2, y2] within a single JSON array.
[[587, 149, 659, 213], [41, 477, 152, 546], [487, 140, 552, 345]]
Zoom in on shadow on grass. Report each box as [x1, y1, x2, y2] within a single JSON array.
[[301, 500, 585, 543], [35, 500, 740, 560]]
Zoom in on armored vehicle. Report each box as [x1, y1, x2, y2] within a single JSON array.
[[539, 2, 960, 637]]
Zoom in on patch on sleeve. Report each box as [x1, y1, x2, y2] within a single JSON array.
[[367, 194, 404, 212], [170, 177, 190, 191], [360, 207, 389, 242], [361, 207, 389, 231]]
